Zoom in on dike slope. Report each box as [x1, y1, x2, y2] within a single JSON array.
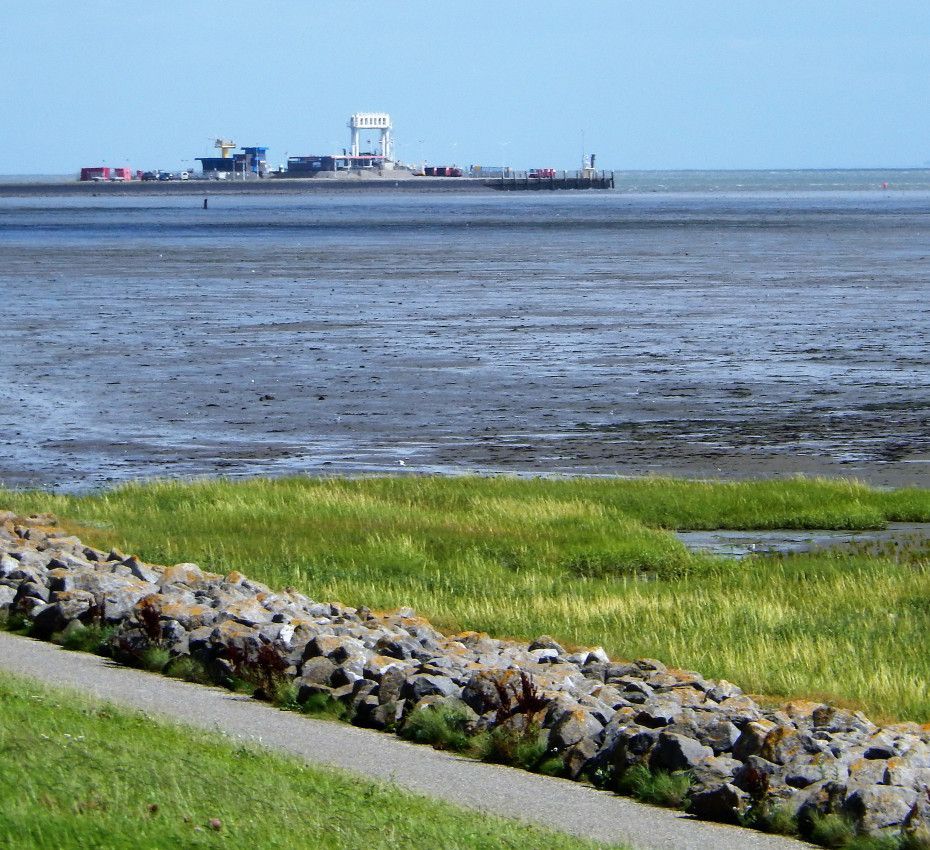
[[1, 510, 927, 846]]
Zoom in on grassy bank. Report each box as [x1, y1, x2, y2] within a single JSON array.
[[0, 671, 618, 850], [3, 475, 930, 721]]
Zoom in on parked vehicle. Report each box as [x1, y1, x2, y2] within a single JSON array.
[[529, 168, 556, 179]]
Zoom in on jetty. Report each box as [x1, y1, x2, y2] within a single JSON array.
[[487, 170, 614, 190]]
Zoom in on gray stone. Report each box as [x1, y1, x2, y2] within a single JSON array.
[[689, 783, 750, 824], [696, 718, 741, 754], [549, 706, 604, 750], [844, 784, 918, 832], [650, 731, 714, 773], [403, 673, 461, 701], [304, 634, 366, 664], [732, 719, 777, 760], [635, 701, 682, 729], [786, 764, 827, 789], [300, 656, 338, 686], [528, 635, 565, 653], [564, 736, 598, 780]]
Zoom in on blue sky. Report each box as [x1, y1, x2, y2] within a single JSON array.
[[4, 0, 929, 173]]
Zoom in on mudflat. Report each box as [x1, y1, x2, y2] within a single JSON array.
[[1, 186, 928, 490]]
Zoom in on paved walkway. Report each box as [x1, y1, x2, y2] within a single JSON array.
[[0, 632, 810, 850]]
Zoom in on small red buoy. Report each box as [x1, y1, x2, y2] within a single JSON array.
[[881, 182, 889, 190]]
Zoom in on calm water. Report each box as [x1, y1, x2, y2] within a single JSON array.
[[1, 172, 929, 491]]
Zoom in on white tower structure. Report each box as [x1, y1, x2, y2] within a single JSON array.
[[349, 112, 393, 161]]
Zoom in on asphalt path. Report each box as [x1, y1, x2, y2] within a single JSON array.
[[0, 632, 810, 850]]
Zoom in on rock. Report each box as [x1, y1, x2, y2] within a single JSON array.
[[612, 677, 653, 704], [634, 701, 682, 729], [786, 764, 827, 789], [31, 590, 97, 636], [812, 705, 877, 736], [564, 736, 598, 779], [528, 635, 565, 653], [635, 658, 667, 674], [363, 654, 406, 680], [224, 598, 273, 627], [3, 510, 929, 843], [160, 563, 205, 589], [549, 705, 604, 750], [732, 719, 778, 760], [689, 783, 750, 824], [690, 755, 743, 792], [159, 601, 217, 631], [529, 648, 560, 664], [0, 553, 21, 578], [403, 674, 461, 701], [844, 784, 918, 832], [696, 717, 741, 754], [304, 634, 366, 664], [650, 731, 714, 773], [704, 680, 744, 702], [300, 656, 338, 686], [123, 555, 161, 584], [378, 667, 408, 705], [848, 756, 890, 787], [462, 671, 507, 715], [15, 581, 49, 604]]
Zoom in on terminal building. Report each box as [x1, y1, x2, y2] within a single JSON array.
[[197, 141, 268, 178], [285, 113, 395, 177]]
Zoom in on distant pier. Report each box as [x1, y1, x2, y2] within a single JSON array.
[[487, 170, 615, 190]]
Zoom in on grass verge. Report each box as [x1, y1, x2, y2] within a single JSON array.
[[0, 670, 621, 850]]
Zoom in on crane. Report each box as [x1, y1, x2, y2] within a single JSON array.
[[214, 139, 236, 159]]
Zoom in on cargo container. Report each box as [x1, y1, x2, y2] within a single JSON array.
[[80, 166, 110, 181], [424, 166, 462, 177]]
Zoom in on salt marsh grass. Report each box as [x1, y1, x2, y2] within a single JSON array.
[[4, 475, 929, 721]]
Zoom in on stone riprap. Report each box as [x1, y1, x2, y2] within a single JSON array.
[[1, 511, 928, 843]]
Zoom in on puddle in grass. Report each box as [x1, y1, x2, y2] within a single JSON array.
[[675, 523, 930, 559]]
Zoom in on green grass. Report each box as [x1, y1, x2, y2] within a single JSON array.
[[615, 765, 692, 809], [0, 670, 620, 850], [3, 475, 930, 720], [401, 701, 475, 752]]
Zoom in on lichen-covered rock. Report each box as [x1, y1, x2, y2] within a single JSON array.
[[844, 784, 918, 833], [650, 731, 714, 772], [689, 782, 750, 824], [548, 704, 604, 750]]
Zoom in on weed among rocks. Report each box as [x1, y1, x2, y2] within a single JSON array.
[[54, 624, 115, 656], [140, 646, 171, 673], [271, 679, 300, 711], [615, 764, 692, 809], [471, 722, 551, 771], [400, 702, 473, 753], [299, 692, 348, 721], [224, 643, 290, 701], [804, 812, 857, 847], [753, 803, 799, 836], [163, 656, 212, 685]]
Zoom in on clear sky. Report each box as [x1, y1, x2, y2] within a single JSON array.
[[4, 0, 929, 174]]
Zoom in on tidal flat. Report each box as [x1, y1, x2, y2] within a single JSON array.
[[1, 187, 929, 490]]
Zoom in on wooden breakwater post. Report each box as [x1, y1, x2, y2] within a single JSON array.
[[486, 170, 614, 191]]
